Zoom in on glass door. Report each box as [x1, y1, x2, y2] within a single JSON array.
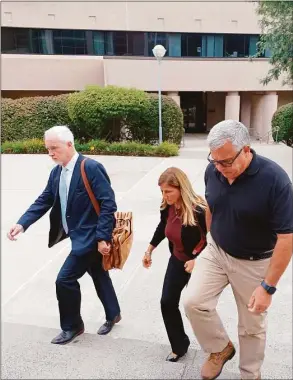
[[180, 92, 207, 133]]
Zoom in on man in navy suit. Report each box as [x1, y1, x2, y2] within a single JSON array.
[[7, 126, 121, 344]]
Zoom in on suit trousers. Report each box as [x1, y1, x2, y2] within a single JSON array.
[[183, 232, 270, 379], [161, 254, 191, 356], [56, 250, 120, 331]]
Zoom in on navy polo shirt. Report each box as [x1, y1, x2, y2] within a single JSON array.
[[205, 150, 293, 260]]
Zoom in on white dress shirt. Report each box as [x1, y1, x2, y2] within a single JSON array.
[[61, 152, 79, 196]]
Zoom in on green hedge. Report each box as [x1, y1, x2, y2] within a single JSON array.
[[272, 103, 293, 147], [68, 86, 184, 144], [1, 139, 179, 157], [123, 93, 183, 145], [2, 86, 184, 145], [1, 95, 70, 142]]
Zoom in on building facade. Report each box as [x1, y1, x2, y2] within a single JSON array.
[[1, 0, 292, 136]]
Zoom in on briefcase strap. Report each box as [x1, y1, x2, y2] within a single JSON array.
[[81, 158, 101, 216]]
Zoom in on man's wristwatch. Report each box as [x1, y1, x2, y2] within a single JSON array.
[[261, 280, 277, 295]]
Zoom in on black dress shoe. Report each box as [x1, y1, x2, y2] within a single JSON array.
[[97, 314, 121, 335], [166, 352, 186, 362], [51, 325, 84, 345]]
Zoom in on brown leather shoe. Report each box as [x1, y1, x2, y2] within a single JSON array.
[[201, 341, 236, 379]]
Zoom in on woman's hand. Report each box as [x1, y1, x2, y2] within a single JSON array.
[[142, 252, 152, 268], [184, 259, 195, 273]]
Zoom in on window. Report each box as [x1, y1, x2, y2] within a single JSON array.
[[1, 27, 30, 53], [31, 29, 52, 54], [249, 35, 258, 56], [106, 32, 145, 56], [92, 31, 106, 55], [112, 32, 128, 55], [264, 48, 272, 58], [224, 35, 250, 58], [1, 27, 267, 60], [53, 30, 88, 55], [181, 34, 202, 57], [201, 35, 224, 57], [168, 33, 181, 57], [148, 32, 168, 56], [105, 32, 114, 55], [250, 35, 271, 58], [127, 32, 145, 56]]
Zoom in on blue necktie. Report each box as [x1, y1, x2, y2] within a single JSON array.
[[59, 167, 68, 234]]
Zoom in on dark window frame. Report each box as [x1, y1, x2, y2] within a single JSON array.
[[52, 29, 88, 55], [1, 27, 263, 60], [181, 33, 202, 57]]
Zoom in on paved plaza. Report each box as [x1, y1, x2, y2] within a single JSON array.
[[2, 135, 292, 379]]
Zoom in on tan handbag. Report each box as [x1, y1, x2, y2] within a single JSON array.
[[81, 158, 133, 271]]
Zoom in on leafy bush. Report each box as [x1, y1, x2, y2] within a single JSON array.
[[68, 86, 184, 144], [125, 93, 184, 144], [1, 86, 184, 145], [1, 95, 70, 142], [154, 141, 179, 156], [68, 86, 149, 141], [0, 139, 46, 154], [272, 103, 293, 147], [1, 139, 179, 157]]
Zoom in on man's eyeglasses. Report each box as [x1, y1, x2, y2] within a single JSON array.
[[207, 148, 243, 168]]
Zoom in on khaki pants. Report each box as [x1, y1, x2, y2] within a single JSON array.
[[183, 233, 270, 379]]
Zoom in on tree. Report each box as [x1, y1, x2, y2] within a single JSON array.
[[256, 1, 293, 86]]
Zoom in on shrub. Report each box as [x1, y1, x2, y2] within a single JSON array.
[[68, 86, 149, 141], [68, 86, 184, 144], [1, 95, 70, 142], [1, 139, 46, 154], [272, 103, 293, 147], [1, 86, 184, 145], [1, 139, 179, 157], [155, 141, 179, 156]]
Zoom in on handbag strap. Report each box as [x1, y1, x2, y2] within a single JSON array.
[[81, 158, 101, 216]]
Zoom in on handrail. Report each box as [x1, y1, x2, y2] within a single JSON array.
[[251, 126, 280, 144]]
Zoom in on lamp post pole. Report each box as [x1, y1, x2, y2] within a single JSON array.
[[158, 60, 163, 144], [152, 44, 166, 145]]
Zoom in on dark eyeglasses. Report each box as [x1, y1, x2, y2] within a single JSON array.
[[207, 148, 243, 168]]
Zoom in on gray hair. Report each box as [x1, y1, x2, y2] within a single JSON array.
[[207, 120, 250, 151], [44, 126, 74, 145]]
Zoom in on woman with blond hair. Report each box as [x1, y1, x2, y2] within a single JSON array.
[[142, 167, 207, 362]]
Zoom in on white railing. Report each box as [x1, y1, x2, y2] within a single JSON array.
[[251, 126, 280, 144], [180, 132, 185, 147]]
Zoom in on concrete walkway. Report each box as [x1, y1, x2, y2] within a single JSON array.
[[2, 135, 292, 379]]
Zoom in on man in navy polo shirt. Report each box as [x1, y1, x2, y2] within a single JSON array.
[[184, 120, 293, 380]]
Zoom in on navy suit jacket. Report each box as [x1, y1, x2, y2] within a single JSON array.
[[17, 154, 117, 256]]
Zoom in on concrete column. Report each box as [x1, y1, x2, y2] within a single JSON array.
[[250, 94, 265, 139], [240, 93, 252, 130], [225, 92, 240, 121], [262, 92, 278, 140], [167, 91, 180, 107]]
